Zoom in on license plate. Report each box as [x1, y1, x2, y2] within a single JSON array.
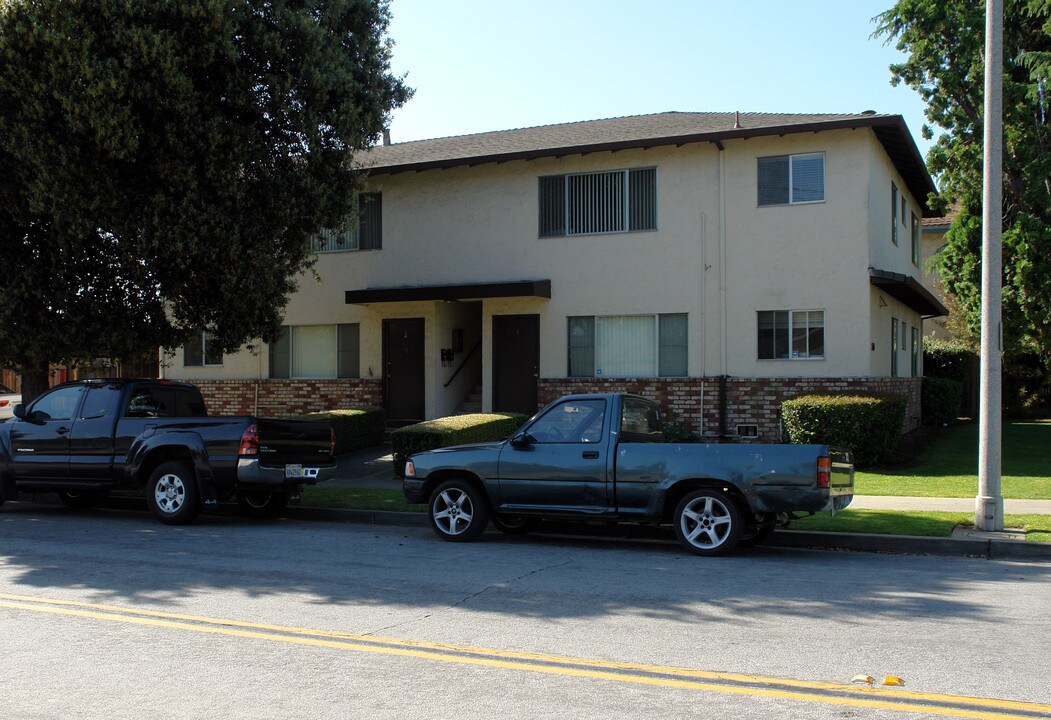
[[285, 464, 304, 479]]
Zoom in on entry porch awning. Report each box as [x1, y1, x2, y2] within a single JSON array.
[[345, 279, 551, 304], [868, 268, 948, 318]]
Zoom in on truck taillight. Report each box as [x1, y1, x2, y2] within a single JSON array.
[[239, 424, 259, 456], [0, 400, 8, 407], [817, 456, 831, 488]]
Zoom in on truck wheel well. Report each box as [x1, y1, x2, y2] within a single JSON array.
[[662, 480, 749, 523], [138, 448, 195, 486], [419, 470, 490, 508]]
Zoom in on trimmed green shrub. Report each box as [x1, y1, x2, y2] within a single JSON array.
[[292, 407, 385, 455], [391, 412, 529, 475], [922, 377, 963, 426], [923, 337, 975, 383], [781, 394, 906, 468]]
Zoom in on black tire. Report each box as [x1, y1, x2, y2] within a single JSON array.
[[57, 490, 104, 508], [672, 488, 743, 556], [490, 514, 537, 535], [146, 461, 201, 525], [237, 489, 291, 519], [428, 479, 490, 542]]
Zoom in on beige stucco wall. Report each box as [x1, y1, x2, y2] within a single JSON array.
[[167, 125, 935, 416]]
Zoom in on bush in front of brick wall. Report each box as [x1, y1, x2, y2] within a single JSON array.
[[921, 377, 963, 427], [781, 394, 906, 468], [391, 413, 529, 476]]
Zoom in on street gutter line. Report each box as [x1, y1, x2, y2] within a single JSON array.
[[2, 593, 1048, 720]]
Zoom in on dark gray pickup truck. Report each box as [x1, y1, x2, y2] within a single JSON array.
[[404, 393, 853, 555], [0, 378, 336, 524]]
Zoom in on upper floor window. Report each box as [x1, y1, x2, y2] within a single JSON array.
[[539, 168, 657, 237], [310, 193, 382, 253], [757, 152, 824, 206], [758, 310, 824, 360], [568, 313, 687, 378], [911, 212, 920, 266], [269, 323, 359, 379], [891, 183, 899, 245], [184, 331, 223, 367]]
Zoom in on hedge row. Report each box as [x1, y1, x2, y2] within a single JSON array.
[[781, 394, 906, 467], [391, 413, 529, 476], [922, 376, 963, 427], [923, 337, 975, 383], [291, 407, 385, 455]]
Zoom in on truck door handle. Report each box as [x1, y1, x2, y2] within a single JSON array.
[[582, 451, 599, 459], [56, 426, 70, 435]]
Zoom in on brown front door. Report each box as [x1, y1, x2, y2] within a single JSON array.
[[493, 314, 539, 414], [383, 318, 425, 422]]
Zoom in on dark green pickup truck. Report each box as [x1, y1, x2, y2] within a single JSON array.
[[404, 393, 853, 555]]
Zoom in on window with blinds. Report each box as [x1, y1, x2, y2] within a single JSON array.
[[568, 313, 686, 377], [757, 310, 825, 360], [539, 168, 657, 237], [757, 153, 825, 206], [310, 193, 382, 253], [269, 323, 360, 379]]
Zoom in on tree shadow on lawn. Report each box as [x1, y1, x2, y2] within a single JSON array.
[[2, 501, 1049, 629]]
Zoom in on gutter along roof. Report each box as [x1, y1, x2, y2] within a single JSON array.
[[359, 111, 941, 217]]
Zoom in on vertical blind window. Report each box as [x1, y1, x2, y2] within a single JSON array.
[[269, 324, 360, 379], [568, 314, 686, 377], [757, 153, 824, 206], [310, 193, 382, 252], [891, 318, 899, 377], [911, 327, 921, 377], [757, 310, 824, 359], [911, 212, 920, 266], [539, 168, 657, 237]]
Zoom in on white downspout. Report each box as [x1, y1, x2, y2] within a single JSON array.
[[719, 145, 728, 377]]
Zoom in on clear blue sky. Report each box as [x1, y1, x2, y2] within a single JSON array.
[[384, 0, 937, 163]]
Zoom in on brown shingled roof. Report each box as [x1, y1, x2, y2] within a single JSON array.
[[360, 111, 941, 216]]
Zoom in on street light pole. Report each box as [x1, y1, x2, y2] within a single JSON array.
[[976, 0, 1004, 531]]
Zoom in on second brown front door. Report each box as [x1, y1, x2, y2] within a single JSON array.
[[493, 314, 539, 415], [383, 318, 425, 422]]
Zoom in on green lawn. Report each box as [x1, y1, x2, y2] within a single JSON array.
[[789, 509, 1051, 543], [856, 420, 1051, 499]]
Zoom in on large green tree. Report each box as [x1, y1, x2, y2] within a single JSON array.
[[0, 0, 410, 401], [875, 1, 1051, 370]]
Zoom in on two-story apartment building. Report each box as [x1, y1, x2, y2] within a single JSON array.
[[167, 111, 946, 439]]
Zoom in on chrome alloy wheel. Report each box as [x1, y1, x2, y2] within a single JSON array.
[[679, 494, 734, 550], [432, 488, 474, 536], [153, 473, 187, 516]]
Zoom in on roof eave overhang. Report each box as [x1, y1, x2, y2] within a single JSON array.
[[869, 268, 949, 318], [345, 279, 551, 304], [364, 115, 940, 216]]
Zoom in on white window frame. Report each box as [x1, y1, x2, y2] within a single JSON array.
[[184, 331, 223, 367], [757, 152, 825, 207], [539, 167, 658, 237], [757, 309, 826, 361], [567, 313, 687, 378]]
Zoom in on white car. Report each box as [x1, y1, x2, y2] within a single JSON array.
[[0, 383, 19, 420]]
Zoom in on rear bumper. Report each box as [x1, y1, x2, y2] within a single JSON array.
[[236, 458, 336, 487]]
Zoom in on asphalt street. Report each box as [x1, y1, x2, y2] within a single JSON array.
[[2, 503, 1050, 720]]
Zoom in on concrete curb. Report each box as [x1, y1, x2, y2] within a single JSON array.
[[282, 507, 1051, 561]]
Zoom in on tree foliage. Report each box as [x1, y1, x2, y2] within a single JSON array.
[[875, 0, 1051, 365], [0, 0, 410, 399]]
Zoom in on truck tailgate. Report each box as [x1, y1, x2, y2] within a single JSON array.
[[256, 418, 333, 465]]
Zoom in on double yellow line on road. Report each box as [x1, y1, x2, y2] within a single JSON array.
[[2, 592, 1048, 720]]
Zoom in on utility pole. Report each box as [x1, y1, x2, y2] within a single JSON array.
[[976, 0, 1004, 531]]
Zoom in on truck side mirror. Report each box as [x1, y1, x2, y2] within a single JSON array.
[[509, 432, 531, 448], [12, 403, 26, 419]]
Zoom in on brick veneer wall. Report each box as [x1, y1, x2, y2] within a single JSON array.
[[188, 378, 383, 417], [539, 376, 922, 441]]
